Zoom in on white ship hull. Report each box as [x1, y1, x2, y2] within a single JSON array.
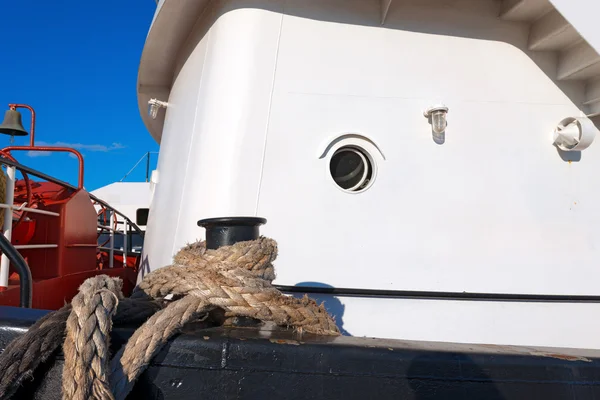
[[137, 0, 600, 349]]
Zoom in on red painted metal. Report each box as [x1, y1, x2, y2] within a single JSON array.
[[0, 179, 140, 309], [96, 251, 139, 270], [2, 146, 84, 188], [0, 103, 139, 310], [11, 220, 36, 246], [0, 150, 33, 228], [2, 267, 137, 309], [8, 104, 36, 147]]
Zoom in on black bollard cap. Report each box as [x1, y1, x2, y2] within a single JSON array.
[[197, 217, 267, 250]]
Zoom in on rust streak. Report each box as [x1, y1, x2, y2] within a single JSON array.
[[544, 353, 591, 362], [530, 351, 592, 363], [269, 339, 300, 346]]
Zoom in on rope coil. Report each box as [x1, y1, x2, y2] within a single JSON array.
[[0, 237, 340, 400]]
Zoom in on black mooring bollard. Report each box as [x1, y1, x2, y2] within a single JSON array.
[[197, 217, 267, 250], [197, 216, 268, 328]]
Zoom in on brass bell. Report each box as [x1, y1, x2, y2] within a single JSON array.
[[0, 109, 28, 136]]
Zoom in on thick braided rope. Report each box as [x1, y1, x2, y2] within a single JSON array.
[[62, 276, 123, 400], [109, 296, 212, 398], [0, 237, 339, 400], [0, 298, 160, 399], [108, 237, 339, 400], [134, 238, 338, 334], [0, 305, 71, 399]]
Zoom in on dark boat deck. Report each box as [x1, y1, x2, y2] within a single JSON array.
[[1, 306, 599, 399]]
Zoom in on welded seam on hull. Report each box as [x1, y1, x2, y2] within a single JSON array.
[[178, 0, 214, 67], [254, 9, 285, 216]]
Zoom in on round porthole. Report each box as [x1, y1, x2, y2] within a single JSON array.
[[329, 146, 374, 192]]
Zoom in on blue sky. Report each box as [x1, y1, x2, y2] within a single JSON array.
[[0, 1, 158, 190]]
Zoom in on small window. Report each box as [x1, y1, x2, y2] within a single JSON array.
[[329, 146, 374, 192], [136, 208, 149, 226]]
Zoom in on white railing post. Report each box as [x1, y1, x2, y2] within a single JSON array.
[[0, 204, 59, 217], [123, 220, 128, 268], [0, 166, 16, 289], [109, 229, 114, 269]]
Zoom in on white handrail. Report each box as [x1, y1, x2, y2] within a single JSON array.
[[14, 244, 58, 250], [123, 220, 128, 268], [0, 166, 17, 289], [109, 229, 114, 268], [0, 167, 63, 289], [0, 203, 59, 217], [0, 163, 138, 286], [98, 219, 139, 268]]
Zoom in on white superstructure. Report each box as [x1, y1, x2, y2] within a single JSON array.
[[91, 182, 152, 252], [136, 0, 600, 349]]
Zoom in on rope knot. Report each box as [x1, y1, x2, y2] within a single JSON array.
[[171, 236, 278, 281], [0, 237, 339, 400]]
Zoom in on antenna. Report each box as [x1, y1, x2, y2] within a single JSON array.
[[119, 152, 158, 182]]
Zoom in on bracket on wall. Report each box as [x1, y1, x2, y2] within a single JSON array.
[[147, 98, 169, 120], [381, 0, 393, 25]]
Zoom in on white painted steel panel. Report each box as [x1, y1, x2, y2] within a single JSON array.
[[257, 7, 597, 296], [140, 0, 600, 348], [140, 4, 283, 274], [303, 294, 600, 350], [138, 38, 206, 278]]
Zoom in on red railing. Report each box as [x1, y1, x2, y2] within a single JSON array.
[[2, 147, 84, 189], [2, 104, 84, 189]]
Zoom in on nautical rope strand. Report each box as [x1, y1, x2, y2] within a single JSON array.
[[0, 305, 71, 399], [0, 237, 340, 400], [109, 296, 213, 398], [0, 297, 160, 399], [62, 276, 122, 400]]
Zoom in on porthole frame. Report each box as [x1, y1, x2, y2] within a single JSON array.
[[317, 133, 385, 195], [329, 145, 374, 193]]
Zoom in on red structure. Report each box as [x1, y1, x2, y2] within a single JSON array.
[[0, 103, 139, 310]]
